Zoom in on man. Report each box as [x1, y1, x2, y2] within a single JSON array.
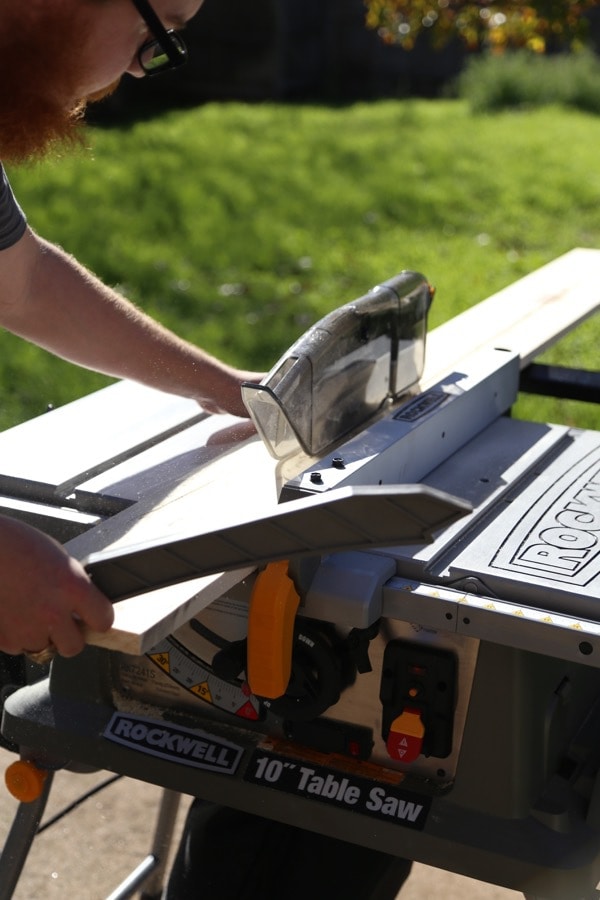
[[1, 7, 413, 897], [0, 0, 262, 659]]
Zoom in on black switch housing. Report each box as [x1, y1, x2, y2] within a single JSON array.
[[380, 639, 457, 759]]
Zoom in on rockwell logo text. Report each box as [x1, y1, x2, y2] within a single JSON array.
[[501, 459, 600, 586], [245, 750, 430, 829], [104, 713, 243, 774]]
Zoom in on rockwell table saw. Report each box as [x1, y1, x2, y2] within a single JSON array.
[[0, 251, 600, 899]]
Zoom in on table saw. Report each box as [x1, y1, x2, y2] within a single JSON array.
[[0, 250, 599, 899]]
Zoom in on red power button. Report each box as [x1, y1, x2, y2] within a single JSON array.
[[386, 708, 425, 763]]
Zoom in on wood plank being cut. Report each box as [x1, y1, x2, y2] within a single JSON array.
[[80, 248, 600, 655], [422, 247, 600, 388], [71, 433, 278, 654]]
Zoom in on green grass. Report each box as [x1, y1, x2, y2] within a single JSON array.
[[3, 99, 600, 432]]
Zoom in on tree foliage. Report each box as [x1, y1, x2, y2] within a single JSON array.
[[364, 1, 597, 52]]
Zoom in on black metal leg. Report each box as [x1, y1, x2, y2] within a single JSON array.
[[0, 771, 54, 900], [105, 788, 182, 900]]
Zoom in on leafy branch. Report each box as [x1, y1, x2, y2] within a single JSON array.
[[364, 1, 596, 52]]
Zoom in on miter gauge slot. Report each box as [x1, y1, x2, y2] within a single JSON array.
[[83, 484, 471, 601], [0, 473, 132, 517], [0, 473, 133, 541], [55, 410, 210, 495]]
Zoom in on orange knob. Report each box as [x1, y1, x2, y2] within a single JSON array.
[[5, 759, 48, 802]]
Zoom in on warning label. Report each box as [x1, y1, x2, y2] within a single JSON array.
[[244, 749, 430, 830]]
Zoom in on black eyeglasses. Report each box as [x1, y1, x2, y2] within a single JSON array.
[[131, 0, 188, 76]]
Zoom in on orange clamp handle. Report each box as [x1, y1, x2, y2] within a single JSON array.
[[247, 560, 300, 699]]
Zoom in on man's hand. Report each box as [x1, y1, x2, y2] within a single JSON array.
[[198, 366, 265, 418], [0, 516, 114, 658]]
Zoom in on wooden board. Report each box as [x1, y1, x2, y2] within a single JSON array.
[[422, 247, 600, 388], [70, 434, 278, 653], [0, 380, 202, 488], [83, 569, 256, 655], [78, 248, 600, 654]]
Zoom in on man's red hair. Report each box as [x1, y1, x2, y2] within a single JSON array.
[[0, 4, 95, 163]]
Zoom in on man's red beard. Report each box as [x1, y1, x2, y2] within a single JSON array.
[[0, 5, 119, 164]]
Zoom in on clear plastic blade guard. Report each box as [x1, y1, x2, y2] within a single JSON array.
[[242, 271, 433, 459]]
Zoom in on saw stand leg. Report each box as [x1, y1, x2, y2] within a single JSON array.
[[106, 788, 182, 900], [0, 770, 54, 900], [0, 782, 181, 900]]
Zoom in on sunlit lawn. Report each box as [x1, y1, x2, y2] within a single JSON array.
[[3, 98, 599, 430]]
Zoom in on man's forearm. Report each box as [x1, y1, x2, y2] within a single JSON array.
[[0, 230, 262, 415]]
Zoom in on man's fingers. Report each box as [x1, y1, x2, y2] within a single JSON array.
[[48, 619, 86, 659], [67, 558, 115, 633], [74, 583, 115, 633]]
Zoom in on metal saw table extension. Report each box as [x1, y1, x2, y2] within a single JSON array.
[[0, 250, 600, 899]]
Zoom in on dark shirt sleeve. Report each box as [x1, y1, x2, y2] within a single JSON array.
[[0, 164, 27, 250]]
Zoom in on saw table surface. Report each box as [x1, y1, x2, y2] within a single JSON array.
[[1, 248, 598, 654]]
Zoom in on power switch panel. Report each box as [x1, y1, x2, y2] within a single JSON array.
[[380, 640, 457, 762]]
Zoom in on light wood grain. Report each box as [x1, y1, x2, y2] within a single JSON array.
[[422, 247, 600, 388]]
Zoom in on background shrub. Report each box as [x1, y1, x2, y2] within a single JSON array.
[[457, 49, 600, 113]]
